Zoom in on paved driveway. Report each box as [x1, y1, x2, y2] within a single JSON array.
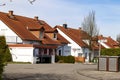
[[3, 63, 120, 80]]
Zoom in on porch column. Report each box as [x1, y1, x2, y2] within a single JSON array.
[[41, 49, 44, 55], [47, 49, 49, 55], [52, 49, 55, 55], [51, 49, 55, 63]]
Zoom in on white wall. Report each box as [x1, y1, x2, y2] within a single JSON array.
[[98, 40, 110, 48], [57, 45, 71, 56], [0, 20, 22, 43], [57, 28, 90, 62], [82, 48, 90, 62], [9, 47, 34, 63], [57, 28, 86, 57]]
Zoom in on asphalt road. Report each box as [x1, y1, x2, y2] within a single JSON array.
[[3, 63, 120, 80]]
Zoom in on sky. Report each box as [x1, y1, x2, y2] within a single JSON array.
[[0, 0, 120, 40]]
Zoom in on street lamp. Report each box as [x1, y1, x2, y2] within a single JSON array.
[[98, 40, 101, 57]]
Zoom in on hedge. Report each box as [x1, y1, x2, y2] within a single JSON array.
[[0, 36, 12, 80], [101, 48, 120, 56], [55, 55, 75, 63]]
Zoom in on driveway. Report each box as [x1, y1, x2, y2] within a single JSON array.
[[3, 63, 120, 80]]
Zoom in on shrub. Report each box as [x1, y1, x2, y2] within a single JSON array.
[[101, 48, 120, 56], [55, 55, 75, 63], [0, 36, 12, 80]]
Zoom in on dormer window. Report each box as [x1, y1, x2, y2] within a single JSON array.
[[53, 32, 57, 40], [40, 28, 44, 39]]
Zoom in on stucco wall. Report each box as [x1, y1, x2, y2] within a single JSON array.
[[57, 28, 90, 62], [57, 28, 84, 57], [57, 45, 71, 56], [0, 20, 22, 43], [9, 47, 34, 63]]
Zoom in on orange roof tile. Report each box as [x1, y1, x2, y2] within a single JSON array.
[[42, 34, 61, 45], [0, 11, 40, 41], [0, 11, 69, 45], [98, 35, 119, 48], [55, 26, 88, 47], [8, 44, 57, 49], [57, 33, 70, 44]]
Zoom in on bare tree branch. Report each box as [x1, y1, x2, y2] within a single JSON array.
[[10, 0, 12, 2], [28, 0, 36, 5], [0, 3, 6, 6], [116, 34, 120, 46], [0, 0, 36, 6], [81, 11, 99, 62]]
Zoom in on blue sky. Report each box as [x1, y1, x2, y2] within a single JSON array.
[[0, 0, 120, 39]]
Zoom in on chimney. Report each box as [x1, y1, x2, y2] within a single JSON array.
[[8, 10, 15, 19], [79, 27, 82, 30], [100, 35, 103, 37], [34, 16, 39, 21], [63, 23, 67, 29], [108, 36, 111, 38], [8, 10, 13, 16]]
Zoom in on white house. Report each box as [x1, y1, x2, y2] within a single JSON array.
[[0, 11, 69, 63], [98, 35, 119, 56], [55, 24, 90, 62]]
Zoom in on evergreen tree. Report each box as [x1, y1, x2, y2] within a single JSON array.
[[0, 36, 12, 80]]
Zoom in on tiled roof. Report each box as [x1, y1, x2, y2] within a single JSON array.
[[98, 35, 119, 48], [8, 44, 57, 49], [57, 34, 70, 44], [0, 12, 40, 41], [42, 34, 61, 45], [55, 26, 88, 47], [0, 11, 69, 45]]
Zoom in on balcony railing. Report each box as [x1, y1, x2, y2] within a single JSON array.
[[5, 36, 22, 43]]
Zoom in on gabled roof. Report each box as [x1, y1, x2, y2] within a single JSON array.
[[57, 34, 70, 44], [0, 11, 40, 41], [55, 25, 88, 47], [98, 35, 119, 48], [0, 11, 69, 45], [42, 34, 61, 45]]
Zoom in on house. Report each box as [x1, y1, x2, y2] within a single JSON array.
[[0, 11, 69, 63], [98, 35, 119, 49], [55, 24, 91, 62], [55, 25, 120, 62]]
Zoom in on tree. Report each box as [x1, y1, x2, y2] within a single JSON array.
[[0, 0, 36, 6], [0, 36, 12, 80], [81, 11, 99, 62], [116, 34, 120, 46]]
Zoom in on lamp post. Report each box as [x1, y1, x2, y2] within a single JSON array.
[[99, 40, 101, 57]]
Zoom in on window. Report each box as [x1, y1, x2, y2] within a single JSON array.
[[44, 49, 47, 55], [78, 53, 82, 57], [85, 53, 87, 59], [40, 30, 44, 39], [53, 33, 57, 40], [59, 50, 62, 56]]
